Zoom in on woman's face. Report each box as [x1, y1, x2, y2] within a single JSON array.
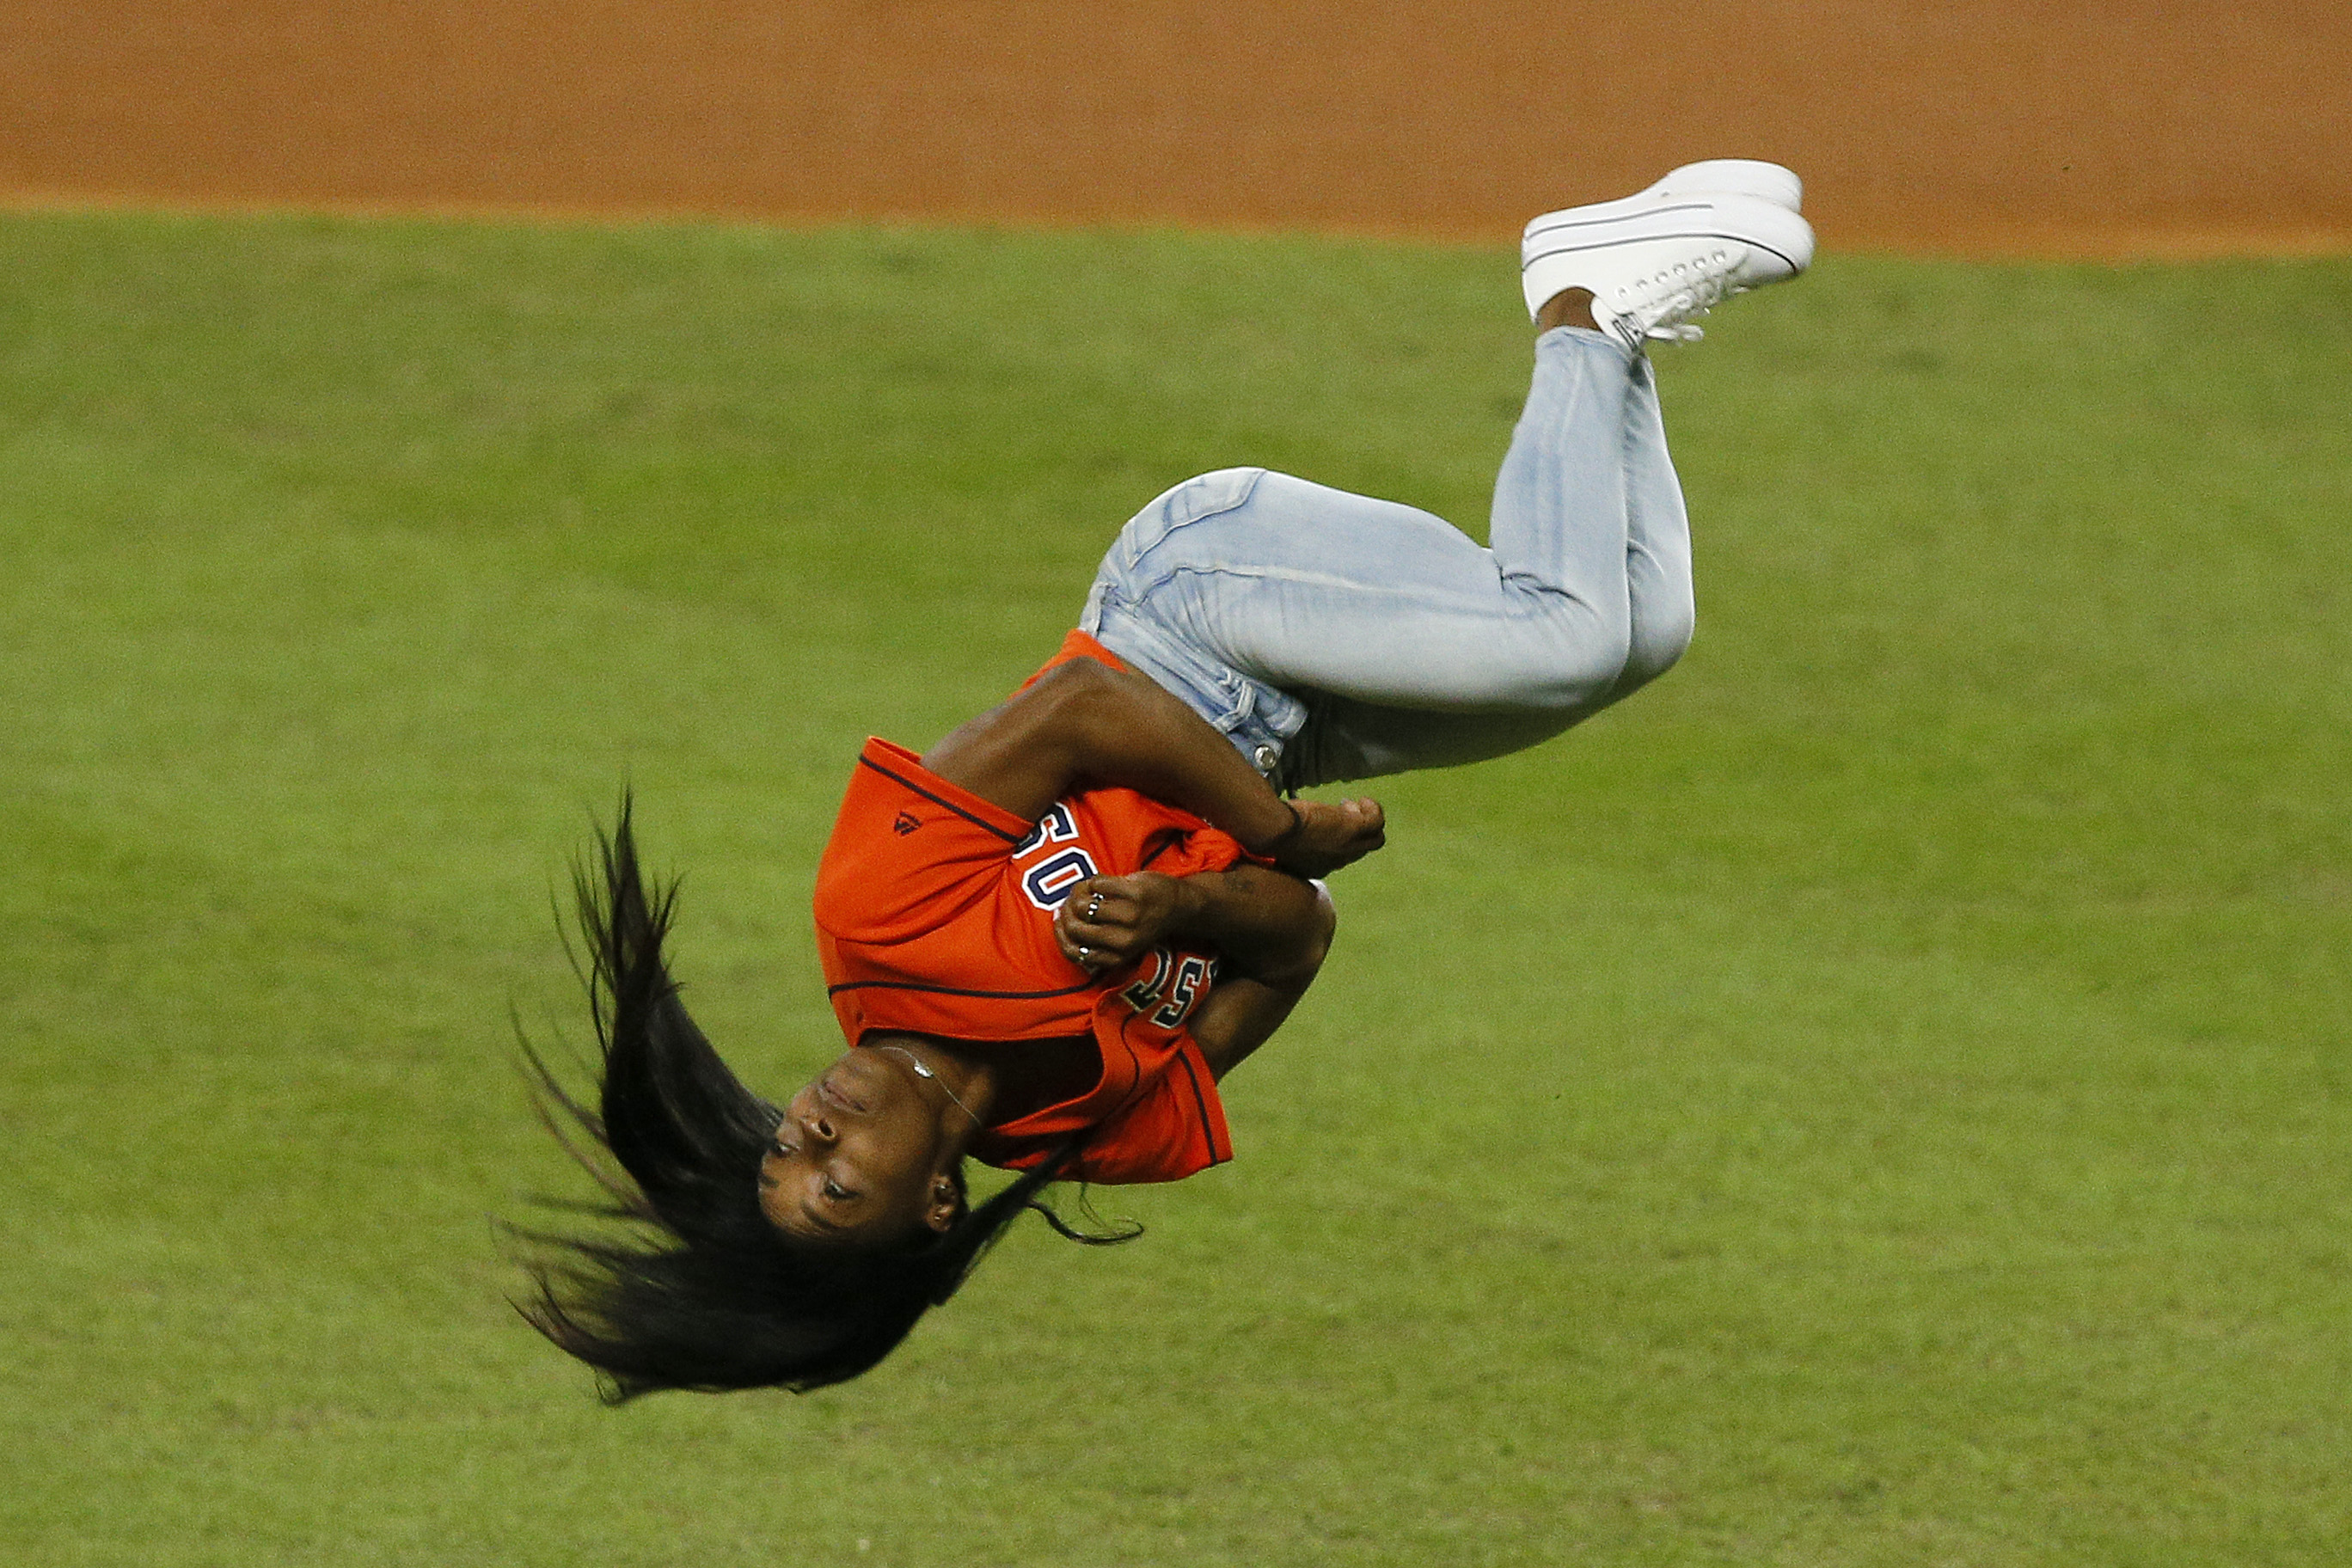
[[757, 1049, 958, 1246]]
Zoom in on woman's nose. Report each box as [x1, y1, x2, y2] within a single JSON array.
[[803, 1110, 837, 1144]]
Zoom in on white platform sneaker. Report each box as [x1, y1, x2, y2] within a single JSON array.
[[1521, 168, 1815, 351]]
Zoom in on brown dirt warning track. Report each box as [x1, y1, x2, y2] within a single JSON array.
[[5, 1, 2350, 256]]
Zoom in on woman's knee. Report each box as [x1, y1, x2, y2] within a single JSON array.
[[1618, 599, 1695, 693], [1489, 604, 1634, 712]]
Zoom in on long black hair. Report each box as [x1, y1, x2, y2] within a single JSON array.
[[509, 800, 1110, 1401]]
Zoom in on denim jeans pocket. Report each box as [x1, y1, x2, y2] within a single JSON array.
[[1216, 664, 1309, 747], [1116, 467, 1266, 560], [1164, 467, 1265, 526]]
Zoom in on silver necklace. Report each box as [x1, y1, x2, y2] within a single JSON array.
[[875, 1044, 983, 1126]]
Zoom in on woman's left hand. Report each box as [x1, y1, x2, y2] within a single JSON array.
[[1054, 873, 1185, 974]]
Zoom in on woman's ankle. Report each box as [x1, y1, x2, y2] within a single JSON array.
[[1534, 288, 1600, 334]]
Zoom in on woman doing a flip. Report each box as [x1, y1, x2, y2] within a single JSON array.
[[519, 163, 1814, 1398]]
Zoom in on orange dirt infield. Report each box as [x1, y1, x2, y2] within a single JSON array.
[[6, 1, 2350, 257]]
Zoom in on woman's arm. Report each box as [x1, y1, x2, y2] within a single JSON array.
[[920, 654, 1384, 879], [1053, 866, 1335, 1080]]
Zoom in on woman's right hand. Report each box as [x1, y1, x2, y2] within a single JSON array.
[[1268, 797, 1386, 878], [1054, 873, 1185, 974]]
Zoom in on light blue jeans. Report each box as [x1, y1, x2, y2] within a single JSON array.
[[1079, 327, 1694, 788]]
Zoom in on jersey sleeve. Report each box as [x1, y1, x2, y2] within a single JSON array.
[[1063, 1035, 1231, 1185], [814, 738, 1037, 947], [976, 1004, 1233, 1186]]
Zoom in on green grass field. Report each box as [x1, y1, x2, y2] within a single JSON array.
[[3, 209, 2347, 1566]]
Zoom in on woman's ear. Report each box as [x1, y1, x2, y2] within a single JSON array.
[[923, 1175, 960, 1234]]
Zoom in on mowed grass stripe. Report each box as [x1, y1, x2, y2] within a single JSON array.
[[1, 209, 2345, 1566]]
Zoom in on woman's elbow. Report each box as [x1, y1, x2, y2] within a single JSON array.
[[1271, 878, 1338, 989], [1307, 878, 1338, 958]]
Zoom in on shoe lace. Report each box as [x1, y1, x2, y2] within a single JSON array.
[[1622, 248, 1743, 340]]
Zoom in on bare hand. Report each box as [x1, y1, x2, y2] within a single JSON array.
[[1269, 797, 1386, 878], [1054, 873, 1185, 975]]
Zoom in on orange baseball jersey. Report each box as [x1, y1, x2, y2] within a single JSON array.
[[812, 632, 1250, 1185]]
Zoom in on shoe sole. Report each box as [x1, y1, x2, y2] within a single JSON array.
[[1638, 159, 1802, 212]]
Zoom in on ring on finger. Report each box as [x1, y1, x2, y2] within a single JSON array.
[[1085, 895, 1103, 922], [1076, 945, 1093, 964]]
